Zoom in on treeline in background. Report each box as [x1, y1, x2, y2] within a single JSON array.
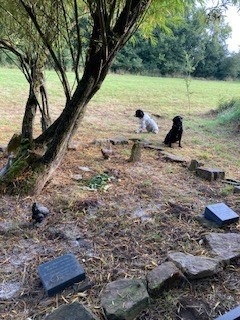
[[1, 8, 240, 80]]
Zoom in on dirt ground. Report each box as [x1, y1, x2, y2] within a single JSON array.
[[0, 119, 240, 319]]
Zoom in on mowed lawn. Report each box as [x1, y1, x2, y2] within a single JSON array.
[[0, 67, 239, 178]]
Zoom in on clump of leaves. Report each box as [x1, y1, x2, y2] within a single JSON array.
[[88, 173, 114, 191]]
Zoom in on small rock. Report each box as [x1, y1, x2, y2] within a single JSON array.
[[67, 142, 79, 150], [101, 279, 149, 320], [205, 232, 240, 262], [0, 144, 7, 153], [0, 281, 22, 300], [168, 251, 221, 279], [110, 137, 129, 145], [72, 174, 83, 181], [188, 159, 203, 171], [93, 138, 110, 146], [101, 147, 113, 160], [146, 261, 183, 298], [160, 152, 186, 163], [45, 301, 99, 320], [144, 144, 164, 151], [233, 186, 240, 194], [78, 166, 92, 172]]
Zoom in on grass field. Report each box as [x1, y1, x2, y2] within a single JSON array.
[[0, 67, 239, 320], [0, 67, 239, 176]]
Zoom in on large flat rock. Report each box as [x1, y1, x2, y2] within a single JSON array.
[[205, 233, 240, 262], [101, 279, 149, 320], [168, 252, 221, 279]]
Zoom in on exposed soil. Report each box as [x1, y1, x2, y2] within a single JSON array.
[[0, 131, 239, 319]]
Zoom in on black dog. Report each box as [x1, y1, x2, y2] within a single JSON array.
[[164, 116, 183, 147]]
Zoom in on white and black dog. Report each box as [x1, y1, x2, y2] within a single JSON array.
[[164, 116, 183, 147], [135, 109, 159, 134]]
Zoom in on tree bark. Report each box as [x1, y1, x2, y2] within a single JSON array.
[[21, 86, 38, 142], [21, 57, 51, 142]]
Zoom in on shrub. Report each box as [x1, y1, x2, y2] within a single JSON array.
[[217, 98, 240, 126]]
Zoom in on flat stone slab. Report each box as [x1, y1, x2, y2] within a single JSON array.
[[101, 279, 149, 320], [93, 138, 110, 145], [0, 281, 22, 300], [38, 253, 86, 296], [110, 137, 129, 145], [45, 301, 100, 320], [160, 152, 186, 163], [168, 252, 220, 279], [196, 167, 225, 181], [222, 178, 240, 186], [78, 166, 92, 172], [144, 144, 164, 151], [214, 305, 240, 320], [205, 233, 240, 262], [71, 174, 83, 181], [204, 203, 239, 227], [233, 186, 240, 194], [146, 261, 183, 297], [67, 142, 80, 150]]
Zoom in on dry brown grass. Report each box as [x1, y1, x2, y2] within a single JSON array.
[[0, 137, 239, 319]]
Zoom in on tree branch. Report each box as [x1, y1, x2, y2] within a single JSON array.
[[19, 0, 71, 102]]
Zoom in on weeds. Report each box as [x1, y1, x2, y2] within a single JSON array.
[[87, 173, 114, 191], [217, 98, 240, 125]]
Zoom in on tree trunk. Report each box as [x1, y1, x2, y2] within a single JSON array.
[[21, 86, 38, 142], [22, 57, 51, 142]]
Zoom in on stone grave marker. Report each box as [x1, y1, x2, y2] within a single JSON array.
[[196, 167, 225, 181], [214, 305, 240, 320], [38, 253, 86, 296], [204, 203, 239, 227]]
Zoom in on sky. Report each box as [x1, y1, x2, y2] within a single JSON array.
[[225, 6, 240, 52]]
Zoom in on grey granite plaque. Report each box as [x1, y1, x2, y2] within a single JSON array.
[[214, 305, 240, 320], [204, 203, 239, 227], [38, 253, 86, 296]]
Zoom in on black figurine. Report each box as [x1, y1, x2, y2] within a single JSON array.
[[32, 202, 50, 223]]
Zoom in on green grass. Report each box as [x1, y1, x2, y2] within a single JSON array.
[[0, 67, 239, 177]]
